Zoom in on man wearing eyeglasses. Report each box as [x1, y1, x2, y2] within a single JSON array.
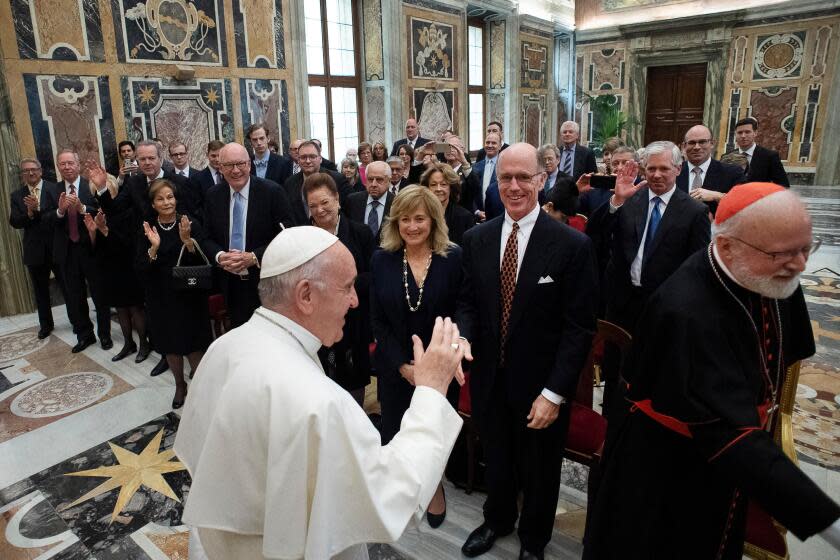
[[202, 142, 296, 327], [585, 183, 840, 559], [457, 143, 598, 560], [9, 158, 59, 339], [281, 140, 352, 226], [677, 124, 746, 215]]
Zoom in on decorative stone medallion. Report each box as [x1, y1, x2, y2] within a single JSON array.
[[754, 33, 805, 80], [10, 372, 113, 418], [0, 332, 50, 363]]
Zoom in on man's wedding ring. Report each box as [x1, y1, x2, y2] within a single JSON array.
[[450, 343, 460, 350]]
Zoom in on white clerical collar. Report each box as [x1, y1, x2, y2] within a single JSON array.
[[712, 243, 751, 291], [254, 307, 322, 356]]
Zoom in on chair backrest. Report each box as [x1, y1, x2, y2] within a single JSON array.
[[574, 319, 632, 407], [567, 214, 588, 233]]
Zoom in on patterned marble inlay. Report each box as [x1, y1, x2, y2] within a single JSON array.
[[12, 0, 105, 61], [366, 86, 386, 144], [750, 86, 797, 160], [413, 89, 454, 142], [0, 332, 50, 363], [363, 0, 384, 81], [240, 79, 290, 155], [490, 20, 506, 89], [590, 48, 624, 90], [410, 17, 455, 80], [11, 373, 113, 419], [753, 32, 806, 80], [521, 42, 548, 89]]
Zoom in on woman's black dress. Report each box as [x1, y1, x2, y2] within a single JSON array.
[[94, 205, 144, 307], [443, 201, 475, 246], [317, 217, 374, 392], [370, 245, 462, 444], [136, 215, 212, 355]]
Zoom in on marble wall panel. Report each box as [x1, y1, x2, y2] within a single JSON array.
[[521, 42, 548, 89], [590, 48, 625, 91], [122, 77, 233, 169], [490, 21, 506, 89], [409, 17, 456, 81], [240, 79, 290, 155], [488, 93, 505, 126], [752, 32, 806, 81], [366, 86, 387, 144], [233, 0, 285, 68], [110, 0, 226, 65], [749, 86, 797, 160], [413, 89, 454, 141], [363, 0, 384, 80], [521, 94, 546, 147], [23, 74, 118, 179], [576, 42, 630, 145], [12, 0, 105, 62]]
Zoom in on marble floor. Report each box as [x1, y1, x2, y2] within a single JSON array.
[[0, 185, 838, 559]]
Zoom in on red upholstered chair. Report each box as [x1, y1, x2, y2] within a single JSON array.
[[207, 294, 229, 339], [744, 362, 802, 560], [566, 213, 588, 233], [564, 320, 631, 468]]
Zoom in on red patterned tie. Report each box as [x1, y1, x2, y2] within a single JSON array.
[[499, 222, 519, 365], [68, 185, 80, 243]]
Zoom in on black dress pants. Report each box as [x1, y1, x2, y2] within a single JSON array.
[[61, 242, 111, 341], [225, 274, 260, 328], [27, 262, 58, 330], [481, 375, 571, 553]]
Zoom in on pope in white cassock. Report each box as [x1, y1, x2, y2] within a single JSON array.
[[174, 226, 466, 560]]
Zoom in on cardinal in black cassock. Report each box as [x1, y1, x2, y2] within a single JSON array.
[[584, 183, 840, 559]]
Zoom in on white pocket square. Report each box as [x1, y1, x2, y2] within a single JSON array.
[[538, 275, 554, 284]]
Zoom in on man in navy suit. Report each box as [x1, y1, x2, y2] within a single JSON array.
[[390, 118, 429, 156], [9, 158, 59, 339], [732, 117, 790, 188], [676, 125, 746, 215], [248, 124, 294, 187], [476, 121, 511, 162], [203, 142, 295, 327], [558, 121, 598, 182], [458, 143, 598, 560], [193, 140, 226, 195], [463, 132, 504, 222], [47, 149, 111, 352]]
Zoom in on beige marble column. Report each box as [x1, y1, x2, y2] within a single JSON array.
[[0, 54, 34, 317]]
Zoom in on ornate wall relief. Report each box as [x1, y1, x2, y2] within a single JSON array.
[[490, 20, 506, 89], [233, 0, 285, 68], [521, 42, 547, 89], [488, 93, 506, 126], [413, 88, 455, 141], [111, 0, 225, 65], [589, 48, 625, 90], [240, 79, 290, 154], [409, 17, 455, 81], [752, 32, 806, 80], [12, 0, 105, 61], [363, 0, 384, 80], [23, 74, 117, 180], [521, 94, 546, 147], [122, 77, 233, 168], [365, 86, 387, 144]]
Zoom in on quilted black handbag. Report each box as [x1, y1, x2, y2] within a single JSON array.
[[172, 240, 212, 290]]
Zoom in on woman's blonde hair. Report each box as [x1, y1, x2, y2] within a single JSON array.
[[380, 185, 454, 256]]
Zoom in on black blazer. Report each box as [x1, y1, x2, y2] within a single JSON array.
[[676, 159, 746, 215], [282, 168, 352, 226], [444, 201, 475, 246], [98, 170, 199, 224], [746, 145, 790, 188], [591, 186, 710, 324], [46, 178, 100, 265], [390, 137, 430, 157], [344, 190, 394, 244], [371, 246, 463, 377], [456, 210, 598, 423], [250, 152, 294, 187], [193, 167, 224, 195], [538, 171, 577, 214], [9, 181, 57, 266], [321, 157, 338, 172]]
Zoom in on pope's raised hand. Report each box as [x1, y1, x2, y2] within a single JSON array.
[[412, 317, 465, 397]]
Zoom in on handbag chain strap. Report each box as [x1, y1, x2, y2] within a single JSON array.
[[176, 239, 210, 267]]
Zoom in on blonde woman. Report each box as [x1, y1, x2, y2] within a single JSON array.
[[370, 185, 462, 528]]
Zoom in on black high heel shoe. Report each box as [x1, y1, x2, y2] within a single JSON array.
[[172, 388, 187, 410], [426, 486, 446, 528], [111, 343, 138, 362], [135, 344, 152, 363]]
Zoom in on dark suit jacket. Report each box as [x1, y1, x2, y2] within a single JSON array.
[[463, 158, 503, 220], [559, 144, 598, 182], [456, 210, 598, 423], [344, 190, 394, 243], [676, 159, 746, 215], [282, 168, 352, 226], [250, 152, 294, 188], [9, 182, 57, 266], [194, 166, 224, 195], [98, 170, 199, 224], [476, 142, 509, 162], [538, 171, 577, 214], [591, 186, 710, 327], [46, 178, 100, 265], [745, 145, 790, 188], [390, 137, 430, 157], [321, 157, 338, 172], [444, 201, 475, 246]]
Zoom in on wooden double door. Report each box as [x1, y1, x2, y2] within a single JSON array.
[[643, 63, 707, 146]]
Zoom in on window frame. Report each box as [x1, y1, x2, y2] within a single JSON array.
[[307, 0, 364, 161]]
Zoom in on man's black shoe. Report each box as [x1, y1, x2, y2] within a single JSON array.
[[100, 338, 113, 350], [150, 356, 169, 377], [519, 548, 544, 560], [37, 327, 53, 340], [72, 335, 96, 353], [462, 524, 509, 557]]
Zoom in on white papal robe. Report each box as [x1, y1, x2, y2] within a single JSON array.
[[174, 307, 462, 559]]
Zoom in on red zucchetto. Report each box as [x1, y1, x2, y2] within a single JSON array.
[[714, 182, 786, 225]]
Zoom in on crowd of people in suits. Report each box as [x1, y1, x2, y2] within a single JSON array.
[[8, 111, 795, 559]]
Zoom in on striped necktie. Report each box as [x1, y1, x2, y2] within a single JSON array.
[[562, 148, 573, 175]]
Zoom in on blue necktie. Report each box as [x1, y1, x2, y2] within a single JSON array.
[[562, 149, 573, 175], [230, 192, 245, 251], [642, 197, 662, 262], [367, 200, 380, 235]]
